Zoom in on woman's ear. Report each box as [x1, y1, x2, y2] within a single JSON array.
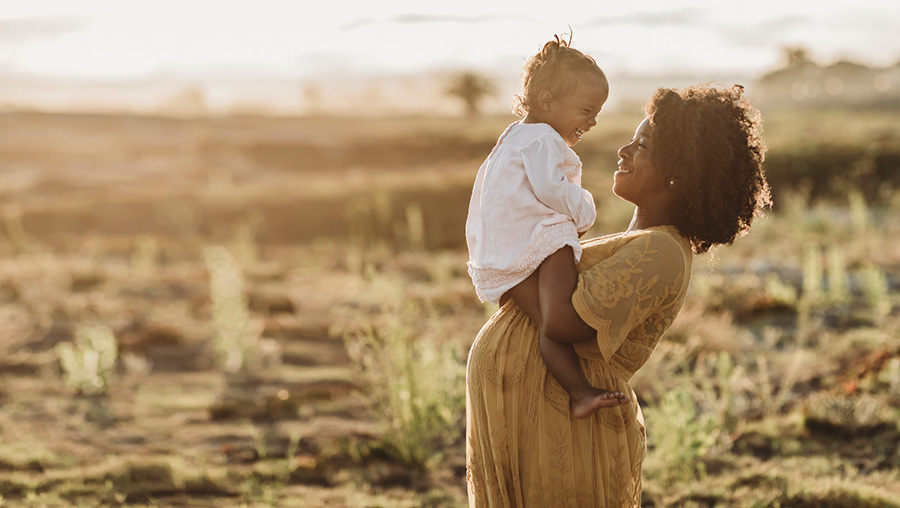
[[537, 90, 553, 111]]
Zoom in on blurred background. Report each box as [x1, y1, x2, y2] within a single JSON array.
[[3, 0, 900, 115], [1, 1, 899, 507]]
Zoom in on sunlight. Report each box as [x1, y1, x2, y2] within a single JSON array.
[[6, 0, 898, 81]]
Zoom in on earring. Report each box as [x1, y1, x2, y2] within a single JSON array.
[[669, 180, 675, 186]]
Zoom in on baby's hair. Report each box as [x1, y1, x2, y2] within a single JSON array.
[[513, 33, 608, 116]]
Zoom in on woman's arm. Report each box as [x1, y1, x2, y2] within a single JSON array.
[[538, 246, 595, 344]]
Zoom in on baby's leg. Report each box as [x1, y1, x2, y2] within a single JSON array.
[[537, 252, 629, 418], [503, 270, 542, 327], [539, 333, 627, 418]]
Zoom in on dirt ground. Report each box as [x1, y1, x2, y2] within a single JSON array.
[[2, 110, 900, 507], [0, 111, 483, 507]]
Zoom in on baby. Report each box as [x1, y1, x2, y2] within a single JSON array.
[[466, 35, 628, 418]]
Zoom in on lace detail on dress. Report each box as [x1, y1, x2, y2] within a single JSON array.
[[543, 377, 570, 412], [598, 400, 639, 431], [484, 354, 526, 390], [584, 240, 660, 311]]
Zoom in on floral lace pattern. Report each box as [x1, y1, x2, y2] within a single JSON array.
[[466, 227, 692, 508]]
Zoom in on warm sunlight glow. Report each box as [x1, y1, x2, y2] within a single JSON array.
[[3, 0, 899, 114], [6, 0, 900, 79]]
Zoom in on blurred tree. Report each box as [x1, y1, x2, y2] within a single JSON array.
[[446, 71, 496, 117], [781, 46, 813, 69]]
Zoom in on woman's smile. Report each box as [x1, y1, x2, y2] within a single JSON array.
[[615, 160, 632, 176]]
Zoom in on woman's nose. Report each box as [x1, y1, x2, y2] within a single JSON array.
[[617, 143, 630, 159]]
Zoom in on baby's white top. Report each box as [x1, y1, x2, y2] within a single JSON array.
[[465, 121, 597, 304]]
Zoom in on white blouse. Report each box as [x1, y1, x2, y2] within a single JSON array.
[[466, 122, 597, 304]]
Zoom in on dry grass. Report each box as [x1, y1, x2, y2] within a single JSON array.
[[0, 108, 898, 506]]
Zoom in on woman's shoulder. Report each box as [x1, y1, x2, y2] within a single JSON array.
[[579, 226, 692, 267], [636, 225, 691, 253], [587, 225, 687, 247]]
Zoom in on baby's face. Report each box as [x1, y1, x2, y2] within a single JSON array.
[[542, 82, 608, 147]]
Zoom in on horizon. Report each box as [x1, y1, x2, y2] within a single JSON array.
[[2, 0, 899, 115]]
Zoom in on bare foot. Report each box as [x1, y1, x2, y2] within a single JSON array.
[[572, 388, 630, 419]]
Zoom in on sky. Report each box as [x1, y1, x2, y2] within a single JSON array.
[[2, 0, 899, 113]]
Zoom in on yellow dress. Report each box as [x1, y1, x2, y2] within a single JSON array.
[[465, 226, 692, 508]]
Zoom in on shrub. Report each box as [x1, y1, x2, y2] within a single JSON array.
[[340, 300, 465, 469], [643, 383, 721, 486], [56, 325, 118, 396], [203, 246, 278, 375]]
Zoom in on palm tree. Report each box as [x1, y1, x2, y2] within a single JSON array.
[[446, 71, 496, 117]]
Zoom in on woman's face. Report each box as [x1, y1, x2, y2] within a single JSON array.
[[613, 117, 669, 205]]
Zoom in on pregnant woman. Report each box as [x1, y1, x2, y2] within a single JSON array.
[[465, 84, 772, 507]]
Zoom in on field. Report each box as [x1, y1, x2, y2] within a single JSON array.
[[0, 107, 899, 507]]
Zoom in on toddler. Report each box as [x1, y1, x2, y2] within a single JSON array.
[[466, 35, 627, 418]]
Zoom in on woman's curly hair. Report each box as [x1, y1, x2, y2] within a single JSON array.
[[513, 34, 608, 116], [645, 84, 772, 254]]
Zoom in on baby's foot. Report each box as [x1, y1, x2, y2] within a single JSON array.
[[572, 388, 630, 419]]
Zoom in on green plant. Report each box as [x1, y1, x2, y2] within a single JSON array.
[[878, 357, 900, 400], [203, 246, 270, 374], [753, 349, 805, 417], [644, 383, 721, 486], [801, 242, 824, 306], [847, 187, 869, 234], [56, 325, 118, 396], [825, 245, 850, 304], [695, 352, 742, 435], [764, 272, 799, 307], [859, 262, 890, 323], [341, 300, 465, 469]]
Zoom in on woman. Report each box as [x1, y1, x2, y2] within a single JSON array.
[[465, 84, 772, 507]]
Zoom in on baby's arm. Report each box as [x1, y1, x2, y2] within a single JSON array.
[[522, 140, 597, 231]]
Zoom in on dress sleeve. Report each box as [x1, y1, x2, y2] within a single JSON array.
[[521, 135, 597, 231], [571, 231, 688, 362]]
